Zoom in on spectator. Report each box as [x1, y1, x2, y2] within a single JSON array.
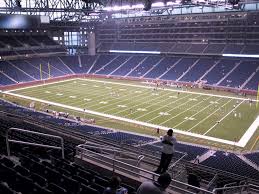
[[156, 128, 160, 135], [154, 129, 176, 174], [187, 170, 201, 193], [103, 176, 128, 194], [137, 172, 171, 194]]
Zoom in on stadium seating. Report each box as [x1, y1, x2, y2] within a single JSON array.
[[97, 12, 259, 47], [89, 55, 116, 74], [202, 59, 238, 85], [111, 56, 146, 76], [1, 98, 259, 190], [1, 55, 259, 91], [128, 56, 163, 77], [144, 57, 179, 79], [0, 109, 139, 194], [0, 61, 34, 83], [180, 58, 216, 82], [244, 70, 259, 90], [0, 73, 16, 85], [219, 60, 258, 88], [96, 55, 130, 75], [201, 151, 259, 180], [161, 57, 197, 81], [141, 142, 208, 161], [41, 57, 72, 74], [244, 152, 259, 166], [99, 132, 155, 145]]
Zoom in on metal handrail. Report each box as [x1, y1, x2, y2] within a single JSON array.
[[168, 152, 187, 170], [136, 155, 145, 166], [212, 184, 249, 193], [76, 144, 214, 194], [6, 127, 64, 159], [224, 182, 238, 188], [207, 173, 217, 190], [78, 144, 137, 160]]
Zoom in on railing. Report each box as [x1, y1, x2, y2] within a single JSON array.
[[213, 184, 249, 193], [6, 127, 64, 159], [212, 182, 259, 194], [247, 184, 259, 193], [76, 144, 214, 194], [168, 152, 187, 169], [206, 173, 218, 190]]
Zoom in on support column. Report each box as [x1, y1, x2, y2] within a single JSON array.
[[88, 31, 96, 56]]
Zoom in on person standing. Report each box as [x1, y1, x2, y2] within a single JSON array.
[[137, 172, 171, 194], [154, 129, 176, 174]]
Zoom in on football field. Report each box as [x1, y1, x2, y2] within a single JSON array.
[[4, 78, 259, 147]]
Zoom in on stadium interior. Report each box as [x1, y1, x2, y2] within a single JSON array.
[[0, 0, 259, 193]]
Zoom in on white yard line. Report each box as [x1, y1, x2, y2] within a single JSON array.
[[109, 91, 171, 116], [2, 91, 240, 146], [144, 94, 199, 122], [203, 100, 245, 135], [173, 98, 223, 129], [17, 82, 117, 105], [78, 79, 258, 102], [187, 98, 233, 132], [93, 88, 153, 111], [70, 84, 137, 108], [6, 77, 258, 102], [134, 93, 193, 120], [7, 78, 78, 92], [157, 96, 212, 125], [3, 78, 258, 147]]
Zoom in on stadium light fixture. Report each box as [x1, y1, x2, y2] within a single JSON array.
[[109, 50, 161, 54], [222, 54, 259, 58], [132, 4, 145, 9], [103, 4, 138, 11], [152, 2, 165, 7]]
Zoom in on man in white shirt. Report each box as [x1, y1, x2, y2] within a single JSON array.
[[155, 129, 176, 174], [137, 173, 171, 194]]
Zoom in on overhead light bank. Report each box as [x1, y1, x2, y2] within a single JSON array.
[[109, 50, 161, 54]]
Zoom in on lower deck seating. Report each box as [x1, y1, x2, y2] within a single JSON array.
[[244, 152, 259, 166], [1, 99, 259, 183], [201, 151, 259, 180], [99, 132, 155, 145], [141, 142, 208, 161], [0, 116, 137, 194]]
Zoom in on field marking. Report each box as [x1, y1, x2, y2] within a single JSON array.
[[78, 78, 258, 102], [203, 100, 245, 135], [4, 78, 259, 147], [238, 116, 259, 147], [21, 81, 131, 108], [93, 87, 153, 111], [7, 78, 78, 92], [157, 96, 212, 125], [2, 90, 241, 147], [72, 83, 135, 107], [142, 94, 197, 122], [187, 98, 233, 132], [5, 78, 258, 103], [125, 93, 192, 119], [104, 91, 170, 115], [172, 98, 224, 129]]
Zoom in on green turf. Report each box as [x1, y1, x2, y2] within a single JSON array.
[[9, 78, 259, 143]]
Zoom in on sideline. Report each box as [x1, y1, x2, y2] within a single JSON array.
[[2, 91, 244, 147]]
